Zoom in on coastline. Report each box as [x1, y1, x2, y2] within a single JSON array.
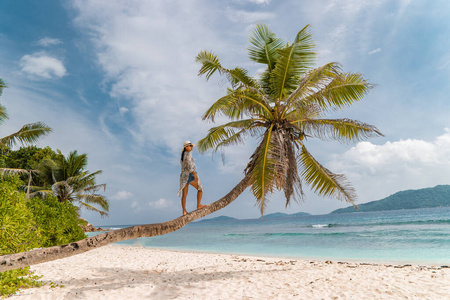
[[13, 245, 450, 299]]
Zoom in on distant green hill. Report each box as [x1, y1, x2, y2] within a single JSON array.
[[264, 212, 289, 218], [198, 211, 310, 222], [290, 212, 310, 217], [331, 185, 450, 214], [263, 212, 310, 219]]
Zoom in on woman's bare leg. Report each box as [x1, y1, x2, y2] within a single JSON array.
[[181, 184, 189, 216], [190, 180, 206, 210]]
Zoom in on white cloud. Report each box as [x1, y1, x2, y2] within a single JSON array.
[[20, 52, 67, 79], [149, 198, 171, 209], [368, 48, 381, 55], [119, 107, 129, 114], [328, 129, 450, 202], [37, 37, 63, 47], [111, 190, 133, 200], [225, 8, 274, 23], [247, 0, 271, 4]]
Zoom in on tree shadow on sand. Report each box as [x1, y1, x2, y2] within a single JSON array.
[[37, 265, 278, 299]]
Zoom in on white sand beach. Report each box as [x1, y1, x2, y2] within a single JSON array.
[[12, 245, 450, 299]]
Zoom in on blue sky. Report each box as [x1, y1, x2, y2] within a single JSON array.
[[1, 0, 449, 226]]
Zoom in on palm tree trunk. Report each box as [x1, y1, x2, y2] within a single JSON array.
[[0, 174, 251, 272], [26, 170, 32, 200]]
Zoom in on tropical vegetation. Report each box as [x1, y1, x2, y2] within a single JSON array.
[[32, 150, 109, 217], [0, 78, 102, 294], [196, 24, 383, 214], [0, 176, 84, 297]]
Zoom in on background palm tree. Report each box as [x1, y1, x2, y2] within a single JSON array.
[[196, 24, 383, 214], [33, 150, 109, 217], [0, 24, 383, 271], [0, 78, 52, 195], [0, 79, 52, 150]]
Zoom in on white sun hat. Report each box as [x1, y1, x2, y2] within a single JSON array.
[[182, 141, 195, 150]]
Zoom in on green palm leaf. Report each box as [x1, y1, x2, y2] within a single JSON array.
[[272, 25, 316, 101], [0, 105, 8, 125], [196, 50, 223, 80], [197, 119, 261, 152], [196, 51, 255, 88], [78, 202, 109, 217], [299, 118, 384, 142], [202, 89, 271, 122], [65, 151, 88, 178], [299, 144, 357, 206], [0, 78, 6, 97], [248, 23, 284, 70], [304, 72, 373, 110], [78, 193, 109, 211], [0, 122, 52, 148], [246, 125, 278, 214], [281, 62, 341, 117]]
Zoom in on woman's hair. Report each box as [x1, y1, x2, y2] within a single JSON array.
[[181, 148, 186, 161]]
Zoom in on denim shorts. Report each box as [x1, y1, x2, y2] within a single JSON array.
[[187, 173, 195, 184]]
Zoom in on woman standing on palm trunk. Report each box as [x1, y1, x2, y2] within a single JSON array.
[[178, 141, 206, 216]]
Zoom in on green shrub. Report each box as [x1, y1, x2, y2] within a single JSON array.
[[0, 178, 43, 298], [0, 267, 44, 299], [0, 177, 41, 255], [0, 176, 84, 297], [27, 196, 86, 247]]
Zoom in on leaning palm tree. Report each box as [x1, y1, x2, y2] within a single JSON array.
[[0, 24, 382, 271], [32, 150, 109, 217], [196, 24, 383, 214]]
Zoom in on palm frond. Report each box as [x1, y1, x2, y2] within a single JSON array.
[[77, 194, 109, 211], [214, 125, 264, 152], [248, 23, 285, 70], [196, 50, 223, 80], [281, 62, 341, 116], [65, 151, 88, 178], [202, 88, 271, 122], [197, 119, 262, 153], [0, 122, 52, 148], [79, 183, 106, 194], [272, 25, 316, 101], [28, 190, 52, 199], [0, 78, 6, 99], [0, 104, 8, 125], [282, 135, 304, 205], [299, 144, 357, 206], [227, 67, 257, 88], [245, 125, 278, 215], [202, 92, 236, 122], [285, 102, 323, 127], [300, 118, 384, 143], [303, 72, 374, 110], [0, 168, 31, 176], [196, 51, 256, 89], [78, 202, 109, 217]]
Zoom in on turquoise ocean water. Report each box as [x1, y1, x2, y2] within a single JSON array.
[[94, 207, 450, 265]]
